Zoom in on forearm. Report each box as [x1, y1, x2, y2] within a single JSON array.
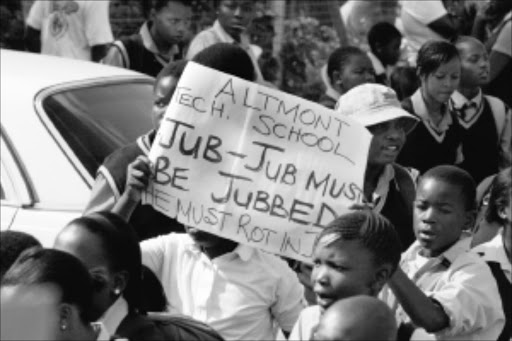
[[388, 268, 450, 333], [112, 192, 139, 222]]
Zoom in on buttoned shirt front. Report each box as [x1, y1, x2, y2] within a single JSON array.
[[382, 236, 505, 340], [141, 233, 305, 340]]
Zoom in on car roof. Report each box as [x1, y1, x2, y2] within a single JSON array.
[[0, 49, 153, 93]]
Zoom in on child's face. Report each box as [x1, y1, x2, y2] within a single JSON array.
[[218, 0, 255, 39], [311, 238, 378, 311], [414, 178, 472, 257], [422, 57, 460, 104], [379, 37, 402, 66], [458, 40, 490, 87], [367, 118, 408, 166], [152, 75, 180, 130], [336, 54, 376, 94]]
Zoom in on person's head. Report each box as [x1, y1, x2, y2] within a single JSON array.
[[335, 84, 418, 167], [417, 40, 461, 104], [148, 0, 192, 46], [54, 212, 143, 317], [312, 296, 397, 341], [312, 211, 402, 311], [0, 231, 41, 279], [327, 46, 376, 95], [216, 0, 256, 41], [415, 166, 476, 257], [152, 59, 188, 129], [1, 248, 100, 340], [389, 66, 420, 101], [367, 22, 402, 67], [454, 36, 490, 88], [192, 42, 256, 82], [140, 265, 168, 312], [485, 168, 511, 228]]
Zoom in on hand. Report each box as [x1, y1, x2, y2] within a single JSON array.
[[124, 155, 152, 203]]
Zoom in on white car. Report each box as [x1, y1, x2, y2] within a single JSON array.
[[1, 50, 154, 246]]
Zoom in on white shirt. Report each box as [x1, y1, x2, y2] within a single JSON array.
[[493, 12, 512, 57], [382, 237, 505, 340], [450, 90, 484, 129], [92, 322, 111, 341], [288, 305, 322, 341], [185, 20, 264, 83], [100, 296, 129, 337], [473, 230, 511, 283], [141, 233, 305, 340], [400, 0, 447, 65], [26, 0, 113, 61]]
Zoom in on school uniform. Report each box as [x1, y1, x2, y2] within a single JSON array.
[[288, 305, 322, 341], [473, 231, 511, 341], [367, 51, 393, 86], [318, 88, 341, 109], [398, 89, 464, 174], [371, 164, 416, 251], [141, 233, 305, 340], [381, 236, 505, 340], [102, 21, 182, 77], [450, 90, 511, 183], [84, 131, 184, 241]]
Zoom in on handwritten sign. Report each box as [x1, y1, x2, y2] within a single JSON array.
[[143, 62, 372, 262]]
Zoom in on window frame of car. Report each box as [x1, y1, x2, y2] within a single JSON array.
[[33, 76, 154, 188]]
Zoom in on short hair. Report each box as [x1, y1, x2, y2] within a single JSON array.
[[421, 165, 477, 211], [142, 0, 191, 18], [0, 231, 41, 279], [326, 46, 366, 85], [192, 43, 256, 82], [486, 168, 511, 225], [416, 40, 460, 77], [1, 248, 99, 323], [367, 22, 402, 52], [63, 212, 143, 314], [155, 59, 188, 87], [140, 265, 168, 312], [315, 211, 402, 275], [389, 66, 419, 100]]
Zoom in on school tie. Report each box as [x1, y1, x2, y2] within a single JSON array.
[[459, 102, 478, 121]]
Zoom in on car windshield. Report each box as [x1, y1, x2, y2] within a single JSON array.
[[42, 81, 154, 177]]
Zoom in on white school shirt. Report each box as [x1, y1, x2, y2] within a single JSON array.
[[26, 0, 113, 61], [473, 230, 511, 283], [141, 233, 305, 340], [100, 296, 129, 337], [288, 305, 322, 341], [381, 237, 505, 340]]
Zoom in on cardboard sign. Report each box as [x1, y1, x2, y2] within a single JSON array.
[[143, 62, 372, 262]]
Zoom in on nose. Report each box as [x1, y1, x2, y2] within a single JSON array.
[[421, 206, 436, 223], [234, 6, 242, 17], [312, 265, 329, 286], [365, 70, 375, 82]]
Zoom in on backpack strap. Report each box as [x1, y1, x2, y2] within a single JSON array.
[[485, 95, 512, 168], [487, 261, 511, 341], [485, 95, 507, 139], [109, 40, 130, 69]]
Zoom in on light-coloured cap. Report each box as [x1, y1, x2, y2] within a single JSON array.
[[334, 84, 418, 134]]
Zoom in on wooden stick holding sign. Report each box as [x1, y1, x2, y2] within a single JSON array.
[[142, 62, 372, 263]]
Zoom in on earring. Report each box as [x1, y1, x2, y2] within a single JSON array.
[[60, 323, 67, 331], [114, 288, 121, 295]]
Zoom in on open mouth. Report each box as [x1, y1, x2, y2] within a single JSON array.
[[316, 294, 336, 308], [418, 230, 436, 242]]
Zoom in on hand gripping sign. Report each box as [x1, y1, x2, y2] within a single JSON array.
[[143, 62, 372, 262]]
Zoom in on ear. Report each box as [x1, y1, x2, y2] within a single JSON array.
[[332, 70, 342, 86], [463, 209, 476, 231], [498, 206, 508, 220], [370, 264, 393, 295], [112, 271, 129, 296], [58, 303, 73, 332]]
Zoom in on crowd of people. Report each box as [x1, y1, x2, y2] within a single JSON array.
[[1, 0, 511, 340]]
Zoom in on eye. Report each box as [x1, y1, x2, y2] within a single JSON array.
[[91, 274, 108, 291]]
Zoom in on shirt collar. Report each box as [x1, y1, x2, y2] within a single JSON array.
[[372, 164, 395, 213], [473, 231, 511, 277], [325, 87, 342, 103], [92, 322, 111, 341], [411, 89, 453, 137], [450, 89, 483, 109], [184, 234, 255, 262], [140, 21, 179, 60], [213, 20, 236, 44], [100, 296, 129, 336], [407, 234, 472, 266], [367, 51, 386, 75]]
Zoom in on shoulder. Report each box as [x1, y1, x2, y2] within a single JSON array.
[[142, 233, 191, 251], [252, 250, 298, 279], [117, 314, 166, 341]]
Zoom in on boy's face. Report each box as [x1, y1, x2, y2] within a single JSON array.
[[152, 1, 192, 46], [378, 37, 401, 66], [311, 238, 380, 311], [422, 57, 461, 104], [458, 40, 490, 87], [367, 118, 407, 166], [336, 54, 375, 94], [414, 178, 472, 257], [218, 0, 255, 39], [152, 75, 180, 129]]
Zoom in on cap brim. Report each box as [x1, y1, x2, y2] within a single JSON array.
[[358, 107, 419, 134]]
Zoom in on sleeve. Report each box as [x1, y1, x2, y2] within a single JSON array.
[[101, 42, 128, 68], [83, 0, 113, 46], [140, 236, 167, 278], [498, 106, 511, 169], [25, 0, 45, 29], [271, 261, 306, 333], [427, 259, 505, 338], [492, 21, 512, 57], [287, 310, 306, 341], [402, 0, 447, 25], [83, 173, 117, 214]]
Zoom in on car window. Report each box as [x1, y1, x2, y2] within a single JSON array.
[[41, 81, 154, 177]]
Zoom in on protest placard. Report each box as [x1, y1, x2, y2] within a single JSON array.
[[143, 62, 372, 262]]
